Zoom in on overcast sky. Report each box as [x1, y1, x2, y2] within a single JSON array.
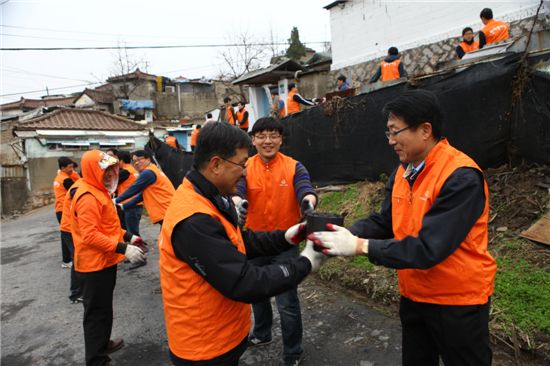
[[0, 0, 331, 103]]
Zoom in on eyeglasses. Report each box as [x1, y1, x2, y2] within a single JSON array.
[[132, 157, 147, 164], [385, 125, 414, 140], [254, 133, 282, 142], [219, 157, 247, 170]]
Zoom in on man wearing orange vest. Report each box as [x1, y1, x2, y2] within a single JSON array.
[[233, 117, 317, 366], [53, 156, 81, 267], [190, 125, 201, 152], [164, 132, 180, 150], [310, 90, 496, 366], [479, 8, 510, 48], [70, 150, 146, 366], [285, 83, 318, 116], [236, 101, 249, 132], [224, 96, 237, 125], [158, 122, 325, 365], [369, 47, 408, 83], [456, 27, 479, 59], [114, 150, 175, 226], [114, 151, 143, 237]]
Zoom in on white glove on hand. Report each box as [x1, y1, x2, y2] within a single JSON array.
[[124, 244, 145, 263], [130, 235, 140, 244], [310, 224, 363, 256], [112, 198, 123, 211], [285, 223, 307, 245], [235, 199, 248, 227], [300, 240, 327, 272]]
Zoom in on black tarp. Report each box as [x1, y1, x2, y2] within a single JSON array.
[[145, 136, 194, 188], [281, 53, 550, 185]]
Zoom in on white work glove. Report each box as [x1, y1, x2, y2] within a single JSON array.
[[235, 199, 248, 227], [124, 244, 145, 263], [284, 223, 307, 245], [130, 235, 149, 253], [309, 224, 364, 256], [112, 198, 123, 211], [300, 240, 327, 272]]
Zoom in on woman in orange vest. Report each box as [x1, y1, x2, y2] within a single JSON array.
[[235, 101, 249, 132], [70, 150, 145, 366], [53, 156, 81, 267], [369, 47, 408, 83], [310, 90, 496, 366], [224, 96, 237, 125], [114, 150, 175, 225], [158, 122, 325, 365], [479, 8, 510, 48], [456, 27, 479, 59]]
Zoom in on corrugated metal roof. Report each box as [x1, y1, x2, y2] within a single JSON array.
[[15, 108, 145, 131]]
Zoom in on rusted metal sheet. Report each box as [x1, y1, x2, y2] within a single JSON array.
[[520, 211, 550, 246]]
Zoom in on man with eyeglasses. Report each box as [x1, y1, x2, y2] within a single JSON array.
[[158, 122, 325, 365], [232, 117, 317, 366], [309, 90, 496, 366]]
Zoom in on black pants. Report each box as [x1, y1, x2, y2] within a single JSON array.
[[79, 265, 117, 366], [56, 212, 71, 263], [61, 231, 82, 300], [400, 296, 492, 366], [169, 336, 248, 366]]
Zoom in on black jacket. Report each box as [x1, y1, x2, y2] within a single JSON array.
[[350, 165, 485, 270], [170, 170, 312, 304]]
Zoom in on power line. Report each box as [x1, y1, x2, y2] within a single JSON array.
[[1, 41, 328, 52], [2, 66, 94, 82], [0, 82, 103, 98]]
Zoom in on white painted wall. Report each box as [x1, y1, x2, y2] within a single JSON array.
[[329, 0, 545, 70]]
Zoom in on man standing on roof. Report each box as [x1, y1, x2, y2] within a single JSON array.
[[479, 8, 510, 48], [114, 150, 175, 226], [285, 83, 322, 116], [336, 75, 351, 91], [53, 156, 81, 268], [310, 90, 496, 366], [70, 150, 146, 366], [236, 101, 249, 132], [233, 117, 317, 366], [158, 122, 325, 365], [369, 47, 408, 83], [456, 27, 479, 59]]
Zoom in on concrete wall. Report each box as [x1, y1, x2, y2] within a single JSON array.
[[299, 71, 331, 100], [156, 93, 179, 120], [327, 13, 550, 89], [329, 0, 545, 70], [1, 177, 28, 214]]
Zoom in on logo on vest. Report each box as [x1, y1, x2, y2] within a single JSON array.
[[280, 179, 288, 187], [420, 190, 430, 201]]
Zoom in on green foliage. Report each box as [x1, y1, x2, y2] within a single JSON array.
[[493, 254, 550, 334], [350, 255, 375, 271], [317, 183, 366, 226], [285, 27, 306, 61]]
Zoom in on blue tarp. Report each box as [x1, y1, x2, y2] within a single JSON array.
[[120, 99, 154, 111]]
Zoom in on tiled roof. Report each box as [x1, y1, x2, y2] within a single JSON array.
[[107, 68, 158, 83], [0, 96, 75, 111], [15, 108, 145, 131], [78, 88, 114, 104]]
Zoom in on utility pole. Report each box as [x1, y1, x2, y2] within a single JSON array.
[[45, 86, 49, 96]]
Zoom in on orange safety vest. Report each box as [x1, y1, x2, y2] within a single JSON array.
[[53, 170, 81, 212], [381, 59, 402, 82], [226, 105, 236, 125], [482, 19, 510, 45], [165, 136, 178, 149], [70, 180, 125, 272], [60, 179, 83, 232], [245, 153, 301, 231], [392, 139, 496, 305], [285, 89, 300, 116], [117, 163, 142, 206], [159, 178, 250, 361], [459, 40, 479, 54], [236, 108, 249, 130], [142, 164, 176, 223], [190, 128, 200, 147]]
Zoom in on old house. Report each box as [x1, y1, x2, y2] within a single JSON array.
[[73, 84, 115, 113], [4, 108, 148, 214]]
